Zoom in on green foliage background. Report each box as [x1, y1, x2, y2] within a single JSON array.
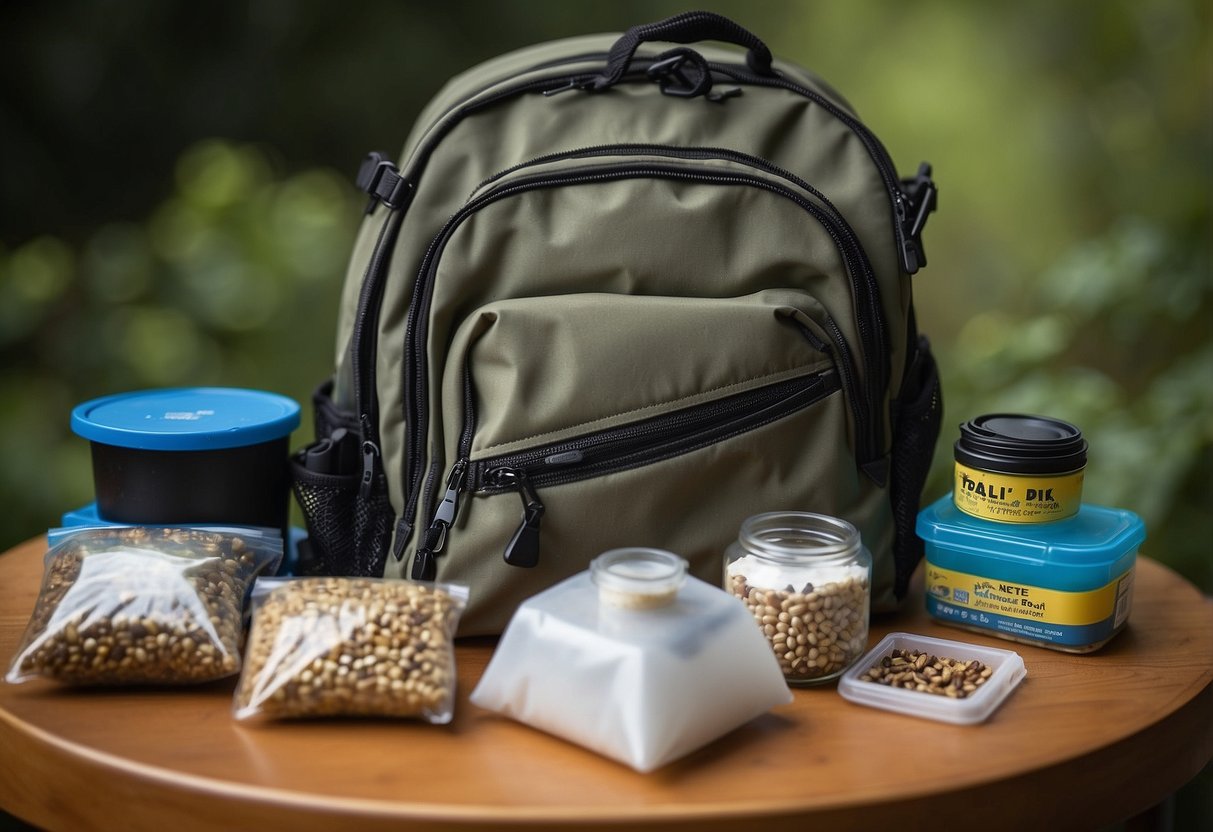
[[1, 1, 1209, 818], [4, 0, 1207, 582], [7, 0, 1203, 587]]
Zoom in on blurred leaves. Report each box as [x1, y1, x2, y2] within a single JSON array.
[[0, 0, 1208, 593], [929, 215, 1212, 591], [812, 0, 1213, 597], [0, 141, 359, 531]]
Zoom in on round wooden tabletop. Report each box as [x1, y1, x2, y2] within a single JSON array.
[[0, 536, 1210, 832]]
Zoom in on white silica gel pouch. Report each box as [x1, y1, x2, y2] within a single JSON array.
[[470, 570, 792, 772]]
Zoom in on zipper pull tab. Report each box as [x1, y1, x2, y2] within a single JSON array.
[[411, 523, 442, 581], [542, 77, 592, 97], [390, 517, 413, 562], [359, 440, 380, 500], [409, 459, 469, 579], [495, 468, 545, 569], [411, 544, 436, 581]]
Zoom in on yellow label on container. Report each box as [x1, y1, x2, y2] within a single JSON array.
[[925, 563, 1132, 627], [953, 462, 1083, 523]]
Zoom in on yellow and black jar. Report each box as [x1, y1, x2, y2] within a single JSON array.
[[953, 414, 1087, 524]]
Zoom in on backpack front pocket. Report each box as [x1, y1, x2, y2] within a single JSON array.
[[404, 291, 868, 634], [398, 149, 888, 565]]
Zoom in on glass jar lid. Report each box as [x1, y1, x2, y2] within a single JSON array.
[[591, 548, 687, 610], [738, 511, 861, 563]]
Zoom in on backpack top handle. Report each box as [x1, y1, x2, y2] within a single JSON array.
[[592, 10, 776, 92]]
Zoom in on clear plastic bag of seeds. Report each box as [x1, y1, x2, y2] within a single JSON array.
[[232, 577, 469, 723], [5, 526, 283, 686]]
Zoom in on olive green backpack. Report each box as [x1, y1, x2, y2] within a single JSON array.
[[293, 11, 943, 634]]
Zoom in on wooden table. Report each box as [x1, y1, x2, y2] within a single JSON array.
[[0, 537, 1209, 832]]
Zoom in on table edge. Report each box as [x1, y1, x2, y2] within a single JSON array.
[[4, 681, 1210, 831], [2, 538, 1211, 830]]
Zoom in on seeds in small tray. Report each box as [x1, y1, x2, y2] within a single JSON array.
[[857, 648, 994, 698]]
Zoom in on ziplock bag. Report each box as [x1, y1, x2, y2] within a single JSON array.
[[233, 577, 468, 723], [6, 526, 282, 685]]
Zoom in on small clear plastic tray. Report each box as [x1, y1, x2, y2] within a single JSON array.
[[837, 632, 1027, 725]]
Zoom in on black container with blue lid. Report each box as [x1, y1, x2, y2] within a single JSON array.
[[71, 388, 301, 533]]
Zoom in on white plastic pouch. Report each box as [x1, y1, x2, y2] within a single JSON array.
[[470, 548, 792, 772], [6, 526, 282, 685]]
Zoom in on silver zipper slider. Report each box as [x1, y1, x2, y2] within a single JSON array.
[[410, 459, 469, 579], [359, 439, 380, 500]]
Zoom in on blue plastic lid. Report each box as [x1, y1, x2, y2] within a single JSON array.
[[71, 388, 301, 451], [917, 494, 1146, 566]]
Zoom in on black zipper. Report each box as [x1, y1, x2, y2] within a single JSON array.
[[355, 49, 910, 409], [353, 55, 614, 552], [419, 51, 607, 130], [410, 368, 839, 578], [704, 64, 907, 469], [709, 60, 916, 279], [473, 144, 844, 216], [465, 143, 885, 471], [401, 61, 605, 185], [349, 209, 404, 500], [471, 370, 838, 489], [354, 54, 910, 556], [353, 54, 658, 556], [401, 51, 909, 248], [402, 161, 882, 557]]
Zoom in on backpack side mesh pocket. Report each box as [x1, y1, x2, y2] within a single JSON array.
[[291, 381, 392, 577]]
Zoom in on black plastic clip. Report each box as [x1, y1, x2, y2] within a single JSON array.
[[899, 162, 938, 274], [355, 152, 412, 214], [646, 48, 713, 99]]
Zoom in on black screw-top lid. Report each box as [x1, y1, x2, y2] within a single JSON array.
[[954, 413, 1087, 476]]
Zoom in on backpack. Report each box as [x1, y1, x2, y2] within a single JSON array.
[[292, 11, 943, 635]]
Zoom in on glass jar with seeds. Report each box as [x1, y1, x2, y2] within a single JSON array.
[[724, 511, 871, 685]]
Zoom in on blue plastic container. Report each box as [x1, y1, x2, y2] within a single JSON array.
[[71, 388, 300, 533], [917, 493, 1145, 653]]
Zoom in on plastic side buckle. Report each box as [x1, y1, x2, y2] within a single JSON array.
[[900, 162, 938, 274], [355, 152, 412, 213]]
